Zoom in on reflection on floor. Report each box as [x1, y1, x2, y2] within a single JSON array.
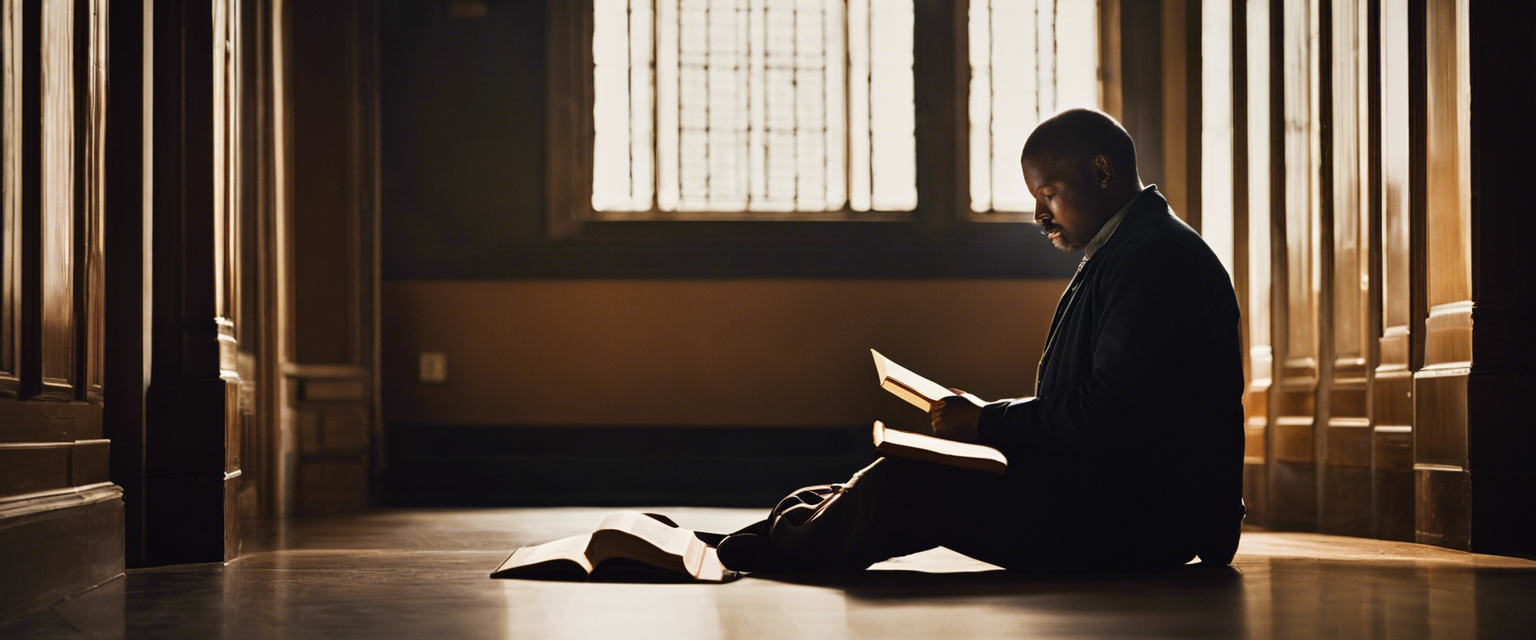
[[5, 508, 1535, 639]]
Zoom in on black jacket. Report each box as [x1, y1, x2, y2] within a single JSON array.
[[976, 187, 1245, 565]]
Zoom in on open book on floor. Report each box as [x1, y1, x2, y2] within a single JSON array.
[[491, 511, 737, 582]]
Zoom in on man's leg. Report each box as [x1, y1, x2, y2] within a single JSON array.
[[720, 457, 1029, 572]]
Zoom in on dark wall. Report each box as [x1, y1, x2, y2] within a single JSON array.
[[381, 0, 547, 270]]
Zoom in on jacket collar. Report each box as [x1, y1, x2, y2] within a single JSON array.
[[1082, 185, 1167, 264]]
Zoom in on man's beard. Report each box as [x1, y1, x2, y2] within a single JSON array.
[[1041, 223, 1084, 252]]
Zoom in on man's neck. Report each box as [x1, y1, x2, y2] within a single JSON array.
[[1081, 183, 1149, 259], [1082, 182, 1145, 244]]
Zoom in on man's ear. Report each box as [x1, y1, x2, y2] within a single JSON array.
[[1093, 154, 1114, 188]]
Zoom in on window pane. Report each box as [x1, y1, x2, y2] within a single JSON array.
[[595, 0, 914, 216], [593, 0, 649, 212], [1201, 0, 1235, 277], [969, 0, 1099, 215]]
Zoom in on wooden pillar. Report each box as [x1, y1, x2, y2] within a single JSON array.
[[1410, 0, 1470, 551], [143, 0, 242, 565], [102, 0, 154, 567], [1463, 0, 1536, 558], [1240, 0, 1276, 526], [1370, 0, 1419, 542], [912, 0, 967, 224], [1320, 0, 1373, 537], [1268, 0, 1323, 531]]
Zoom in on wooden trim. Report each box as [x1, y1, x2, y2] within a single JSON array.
[[281, 362, 370, 380], [16, 0, 39, 399], [102, 0, 153, 567], [383, 218, 1081, 280], [1182, 0, 1202, 232], [1099, 0, 1122, 120], [0, 479, 118, 520], [0, 0, 20, 394], [1118, 0, 1164, 188], [0, 399, 100, 443], [0, 481, 122, 622], [142, 0, 241, 565], [912, 0, 967, 226], [544, 0, 591, 239]]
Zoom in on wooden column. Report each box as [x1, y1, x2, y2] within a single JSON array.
[[1320, 0, 1373, 537], [1464, 0, 1536, 558], [1268, 0, 1323, 531], [912, 0, 967, 224], [143, 0, 242, 565], [1410, 0, 1470, 551], [1240, 0, 1276, 526], [1370, 0, 1420, 542]]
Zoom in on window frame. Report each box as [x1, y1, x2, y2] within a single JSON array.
[[502, 0, 1094, 279]]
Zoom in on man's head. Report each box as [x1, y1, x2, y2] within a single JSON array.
[[1020, 108, 1144, 252]]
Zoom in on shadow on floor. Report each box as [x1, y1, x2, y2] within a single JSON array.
[[751, 562, 1243, 599]]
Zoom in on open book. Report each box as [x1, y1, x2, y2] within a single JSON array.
[[870, 350, 1008, 474], [871, 349, 986, 411], [873, 420, 1007, 475], [491, 511, 734, 582]]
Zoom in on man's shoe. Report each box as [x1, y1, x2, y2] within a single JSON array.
[[716, 532, 782, 573]]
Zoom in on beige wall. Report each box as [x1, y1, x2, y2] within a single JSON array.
[[382, 280, 1067, 428]]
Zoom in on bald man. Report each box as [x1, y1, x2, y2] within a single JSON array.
[[715, 109, 1245, 573]]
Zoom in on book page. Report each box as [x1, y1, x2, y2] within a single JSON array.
[[492, 533, 594, 577], [871, 349, 958, 411], [872, 421, 1008, 475], [588, 511, 704, 578]]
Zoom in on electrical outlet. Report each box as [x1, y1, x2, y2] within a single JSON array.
[[419, 352, 448, 384]]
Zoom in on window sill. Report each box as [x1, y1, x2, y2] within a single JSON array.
[[383, 219, 1081, 279]]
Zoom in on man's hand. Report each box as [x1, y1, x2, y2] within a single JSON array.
[[930, 388, 986, 443]]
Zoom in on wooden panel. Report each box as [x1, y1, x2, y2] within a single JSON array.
[[77, 0, 104, 401], [1320, 0, 1372, 537], [0, 442, 71, 495], [142, 0, 241, 565], [0, 484, 123, 621], [1465, 0, 1536, 558], [1242, 0, 1274, 525], [1268, 0, 1320, 531], [0, 0, 19, 392], [1371, 0, 1417, 543], [38, 0, 73, 398], [1413, 0, 1470, 551]]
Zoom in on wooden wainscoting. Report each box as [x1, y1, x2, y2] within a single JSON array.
[[287, 365, 373, 515], [0, 0, 123, 620], [1319, 0, 1374, 538], [1412, 0, 1470, 551], [1370, 0, 1419, 543]]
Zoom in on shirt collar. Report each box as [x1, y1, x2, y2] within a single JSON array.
[[1083, 185, 1154, 261]]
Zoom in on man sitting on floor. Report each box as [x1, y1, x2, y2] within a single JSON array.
[[716, 108, 1246, 573]]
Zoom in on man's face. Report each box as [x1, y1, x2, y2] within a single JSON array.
[[1020, 154, 1102, 252]]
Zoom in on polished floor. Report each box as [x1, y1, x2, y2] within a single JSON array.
[[5, 507, 1535, 639]]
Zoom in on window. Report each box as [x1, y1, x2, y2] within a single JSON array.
[[592, 0, 916, 218], [1200, 0, 1234, 276], [968, 0, 1098, 217]]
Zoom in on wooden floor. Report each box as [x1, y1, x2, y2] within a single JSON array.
[[5, 508, 1535, 639]]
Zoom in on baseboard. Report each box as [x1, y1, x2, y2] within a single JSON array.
[[385, 424, 875, 507], [0, 483, 125, 623]]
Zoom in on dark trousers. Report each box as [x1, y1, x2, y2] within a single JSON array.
[[737, 457, 1199, 572]]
